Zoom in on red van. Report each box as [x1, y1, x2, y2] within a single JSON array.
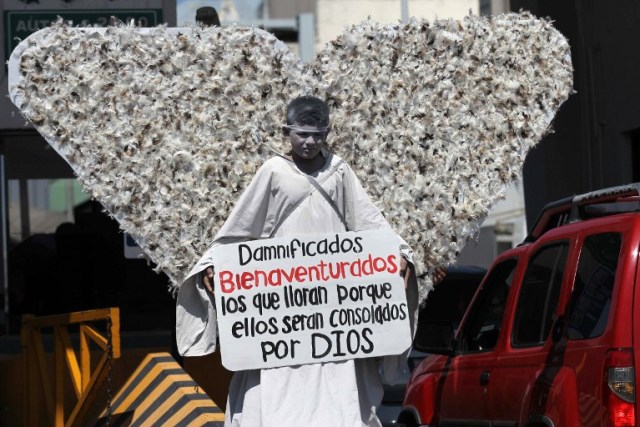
[[400, 183, 640, 427]]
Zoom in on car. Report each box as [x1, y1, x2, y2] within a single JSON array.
[[378, 265, 486, 427], [399, 183, 640, 427]]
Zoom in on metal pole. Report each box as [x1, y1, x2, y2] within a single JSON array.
[[0, 155, 7, 333], [401, 0, 409, 23], [19, 178, 30, 240], [502, 0, 511, 14], [263, 0, 270, 22], [298, 13, 315, 63], [66, 180, 74, 223]]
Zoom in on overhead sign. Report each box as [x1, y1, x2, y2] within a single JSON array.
[[4, 8, 163, 62], [211, 230, 412, 371]]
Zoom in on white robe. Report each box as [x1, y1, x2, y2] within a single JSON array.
[[176, 151, 418, 427]]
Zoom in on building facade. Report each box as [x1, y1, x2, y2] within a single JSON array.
[[510, 1, 640, 226], [0, 0, 177, 334]]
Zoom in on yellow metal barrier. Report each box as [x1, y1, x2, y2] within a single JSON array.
[[21, 307, 121, 427]]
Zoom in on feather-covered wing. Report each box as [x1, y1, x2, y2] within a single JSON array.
[[315, 14, 572, 299], [9, 24, 308, 285]]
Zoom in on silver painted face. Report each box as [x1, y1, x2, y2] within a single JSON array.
[[287, 125, 328, 160]]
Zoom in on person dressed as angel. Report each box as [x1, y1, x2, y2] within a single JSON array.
[[176, 95, 444, 427]]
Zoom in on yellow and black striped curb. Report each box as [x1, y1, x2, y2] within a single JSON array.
[[98, 352, 224, 426]]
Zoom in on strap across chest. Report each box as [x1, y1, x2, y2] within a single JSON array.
[[269, 157, 349, 237]]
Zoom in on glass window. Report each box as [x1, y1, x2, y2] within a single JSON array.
[[8, 178, 90, 246], [461, 258, 518, 353], [512, 243, 568, 347], [567, 233, 622, 340]]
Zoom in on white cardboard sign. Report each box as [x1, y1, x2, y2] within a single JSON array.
[[212, 230, 412, 371]]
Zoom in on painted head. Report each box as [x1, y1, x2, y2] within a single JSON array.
[[283, 96, 330, 161], [195, 7, 221, 27]]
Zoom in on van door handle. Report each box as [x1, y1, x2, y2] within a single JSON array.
[[480, 371, 490, 386]]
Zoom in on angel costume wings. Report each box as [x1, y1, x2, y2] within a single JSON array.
[[7, 13, 573, 304]]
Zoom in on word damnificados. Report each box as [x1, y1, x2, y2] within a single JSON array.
[[238, 234, 364, 266]]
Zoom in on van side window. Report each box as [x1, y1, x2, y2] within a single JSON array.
[[566, 232, 622, 340], [512, 242, 568, 347], [461, 258, 517, 353]]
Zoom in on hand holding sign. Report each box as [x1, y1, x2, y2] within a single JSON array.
[[203, 266, 215, 294], [211, 230, 411, 371]]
